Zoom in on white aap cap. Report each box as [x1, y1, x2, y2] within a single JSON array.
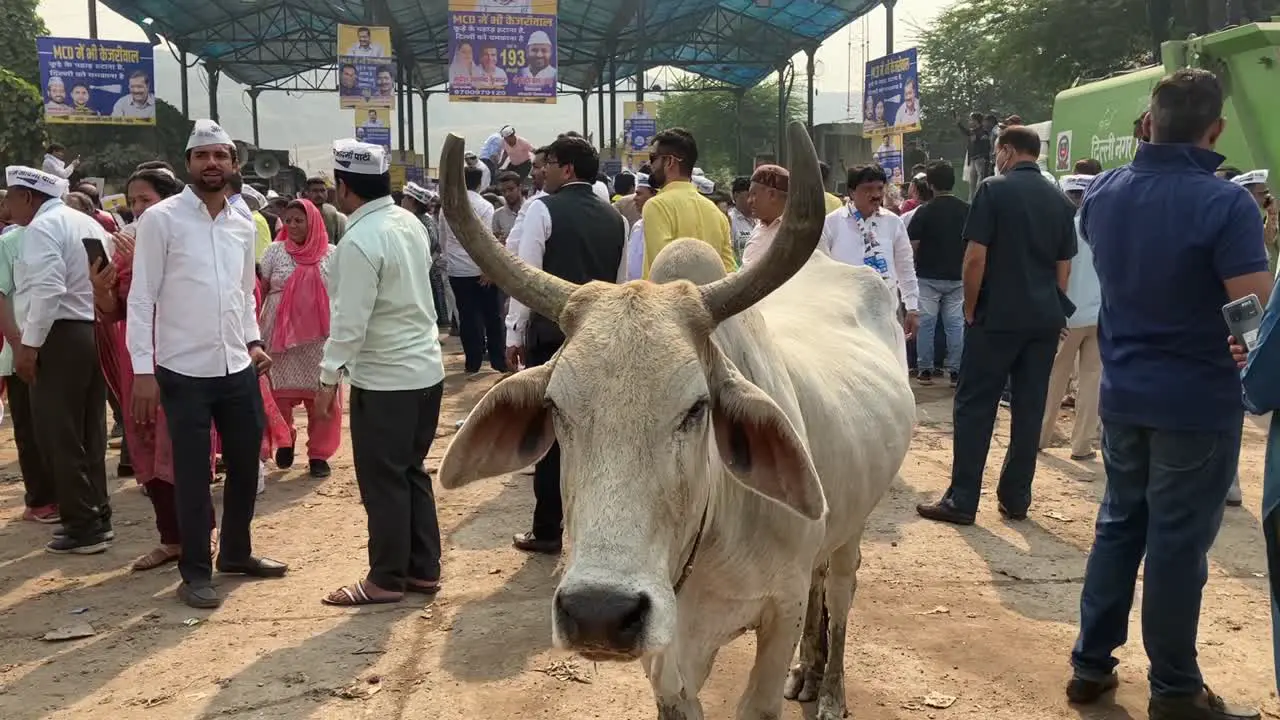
[[527, 31, 552, 47], [499, 125, 516, 138], [1232, 169, 1269, 187], [1059, 174, 1095, 194], [636, 173, 651, 189], [186, 119, 234, 151], [692, 175, 715, 195], [240, 185, 267, 211], [332, 139, 390, 175], [403, 181, 431, 205], [5, 165, 69, 197]]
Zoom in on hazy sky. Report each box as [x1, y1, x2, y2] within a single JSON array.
[[36, 0, 947, 170]]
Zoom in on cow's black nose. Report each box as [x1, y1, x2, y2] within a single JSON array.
[[554, 586, 651, 655]]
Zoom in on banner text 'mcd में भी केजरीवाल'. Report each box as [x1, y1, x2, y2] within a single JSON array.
[[37, 36, 157, 125], [448, 2, 559, 104]]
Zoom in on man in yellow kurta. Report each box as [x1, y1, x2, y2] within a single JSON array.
[[641, 128, 734, 278]]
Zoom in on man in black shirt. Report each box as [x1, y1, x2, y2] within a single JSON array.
[[907, 160, 968, 387], [917, 126, 1077, 525], [957, 112, 992, 200]]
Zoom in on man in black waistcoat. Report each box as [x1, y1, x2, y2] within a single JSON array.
[[504, 135, 627, 555]]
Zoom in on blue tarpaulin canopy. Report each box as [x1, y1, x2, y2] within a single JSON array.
[[99, 0, 880, 91]]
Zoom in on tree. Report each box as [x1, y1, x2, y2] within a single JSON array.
[[0, 0, 48, 166], [0, 0, 47, 85], [52, 100, 192, 181], [654, 75, 806, 181]]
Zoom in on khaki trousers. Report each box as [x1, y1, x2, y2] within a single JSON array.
[[1040, 326, 1102, 457]]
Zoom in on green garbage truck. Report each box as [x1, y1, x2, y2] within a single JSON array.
[[1048, 19, 1280, 176]]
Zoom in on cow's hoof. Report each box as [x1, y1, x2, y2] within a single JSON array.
[[783, 665, 821, 703], [815, 692, 848, 719]]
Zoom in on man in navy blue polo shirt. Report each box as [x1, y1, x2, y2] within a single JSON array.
[[1067, 68, 1271, 720]]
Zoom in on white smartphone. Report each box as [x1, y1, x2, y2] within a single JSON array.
[[1223, 294, 1264, 351]]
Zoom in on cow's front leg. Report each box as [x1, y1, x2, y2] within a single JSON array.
[[817, 543, 861, 720], [783, 564, 827, 703], [737, 595, 807, 719], [647, 642, 718, 720]]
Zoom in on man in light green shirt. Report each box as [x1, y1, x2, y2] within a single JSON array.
[[315, 139, 447, 607]]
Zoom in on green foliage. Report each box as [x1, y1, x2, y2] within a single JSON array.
[[654, 76, 806, 180], [0, 67, 47, 168], [52, 100, 192, 183], [0, 0, 47, 85]]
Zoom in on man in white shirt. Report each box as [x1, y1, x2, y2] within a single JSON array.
[[441, 165, 509, 377], [518, 31, 557, 81], [128, 120, 286, 608], [741, 165, 788, 266], [625, 173, 655, 280], [893, 78, 921, 128], [4, 165, 112, 555], [726, 176, 755, 265], [315, 140, 447, 606], [820, 163, 921, 340], [464, 151, 491, 190], [41, 143, 79, 180], [504, 146, 548, 253], [344, 26, 386, 57], [502, 135, 627, 554]]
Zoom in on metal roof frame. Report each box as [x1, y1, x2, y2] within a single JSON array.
[[99, 0, 880, 94]]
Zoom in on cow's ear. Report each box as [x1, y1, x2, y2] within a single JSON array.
[[439, 364, 556, 489], [706, 347, 827, 521]]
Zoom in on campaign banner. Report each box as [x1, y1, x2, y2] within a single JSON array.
[[37, 37, 156, 125], [862, 47, 920, 139], [337, 24, 395, 109], [448, 0, 558, 104], [871, 133, 905, 185], [622, 99, 660, 169], [355, 108, 391, 148]]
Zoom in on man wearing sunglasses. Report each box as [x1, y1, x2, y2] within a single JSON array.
[[640, 128, 735, 278]]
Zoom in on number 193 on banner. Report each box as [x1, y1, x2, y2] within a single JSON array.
[[447, 0, 558, 104]]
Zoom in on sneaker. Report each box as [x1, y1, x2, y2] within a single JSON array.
[[917, 369, 934, 386], [46, 532, 111, 555], [23, 504, 61, 524], [1065, 672, 1118, 704], [309, 459, 331, 479], [54, 525, 115, 541]]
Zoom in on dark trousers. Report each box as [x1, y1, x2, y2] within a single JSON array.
[[449, 275, 509, 374], [946, 325, 1058, 514], [146, 478, 215, 546], [349, 382, 444, 591], [8, 375, 55, 508], [429, 266, 449, 329], [1071, 422, 1240, 697], [31, 320, 109, 539], [526, 340, 563, 539], [509, 159, 533, 181], [156, 365, 264, 586]]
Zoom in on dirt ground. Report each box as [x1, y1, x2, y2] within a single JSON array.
[[0, 337, 1276, 720]]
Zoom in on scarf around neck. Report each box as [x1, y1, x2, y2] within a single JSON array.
[[271, 199, 332, 351]]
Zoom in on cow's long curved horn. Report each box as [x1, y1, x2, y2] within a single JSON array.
[[438, 134, 576, 322], [699, 121, 825, 323]]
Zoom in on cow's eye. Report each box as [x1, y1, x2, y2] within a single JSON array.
[[678, 398, 708, 432]]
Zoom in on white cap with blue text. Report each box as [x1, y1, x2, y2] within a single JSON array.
[[332, 139, 390, 175], [1231, 169, 1269, 187], [1059, 174, 1095, 194], [403, 181, 432, 205], [5, 165, 69, 197], [186, 119, 234, 151]]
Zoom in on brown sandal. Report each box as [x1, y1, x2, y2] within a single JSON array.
[[406, 579, 440, 595], [132, 546, 180, 572], [321, 580, 404, 607]]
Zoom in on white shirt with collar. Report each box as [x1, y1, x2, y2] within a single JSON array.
[[15, 199, 101, 347], [727, 208, 755, 262], [819, 205, 920, 311], [440, 189, 496, 278], [127, 186, 262, 377], [41, 154, 76, 179], [505, 188, 548, 254], [592, 181, 610, 203], [625, 218, 646, 281], [505, 181, 627, 346]]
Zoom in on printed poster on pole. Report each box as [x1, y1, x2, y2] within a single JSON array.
[[622, 99, 660, 169], [354, 108, 392, 148], [872, 133, 905, 185], [862, 47, 920, 139], [37, 36, 156, 125], [448, 0, 558, 104], [337, 24, 395, 109]]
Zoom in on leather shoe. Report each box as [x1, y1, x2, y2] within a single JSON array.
[[512, 531, 561, 555], [216, 556, 289, 578], [1149, 686, 1259, 720], [998, 502, 1028, 521], [916, 497, 976, 525], [178, 582, 223, 609]]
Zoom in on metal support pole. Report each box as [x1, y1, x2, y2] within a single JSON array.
[[396, 65, 407, 151], [884, 0, 896, 53], [581, 91, 589, 136], [407, 79, 416, 153], [635, 0, 646, 101], [776, 66, 786, 164], [179, 51, 189, 118], [207, 63, 221, 123], [597, 76, 605, 149], [249, 88, 261, 146], [422, 91, 431, 168], [88, 0, 98, 38], [805, 48, 816, 138], [609, 56, 618, 160]]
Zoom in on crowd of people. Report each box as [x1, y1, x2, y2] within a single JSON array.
[[2, 62, 1278, 717]]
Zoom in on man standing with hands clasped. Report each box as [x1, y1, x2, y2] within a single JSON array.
[[316, 140, 446, 606], [129, 120, 286, 609]]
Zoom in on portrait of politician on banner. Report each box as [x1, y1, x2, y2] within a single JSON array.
[[336, 24, 395, 109], [862, 47, 921, 138], [623, 99, 660, 168], [337, 24, 392, 59], [448, 0, 558, 104], [38, 37, 156, 125], [355, 108, 392, 149]]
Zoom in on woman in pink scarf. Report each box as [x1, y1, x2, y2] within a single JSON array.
[[258, 199, 339, 477]]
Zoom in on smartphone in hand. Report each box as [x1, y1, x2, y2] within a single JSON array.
[[1223, 294, 1264, 351], [82, 236, 108, 271]]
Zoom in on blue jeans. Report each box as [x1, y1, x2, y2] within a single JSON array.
[[1071, 421, 1241, 697], [918, 278, 964, 372]]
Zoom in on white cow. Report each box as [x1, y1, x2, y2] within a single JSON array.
[[437, 123, 916, 720]]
